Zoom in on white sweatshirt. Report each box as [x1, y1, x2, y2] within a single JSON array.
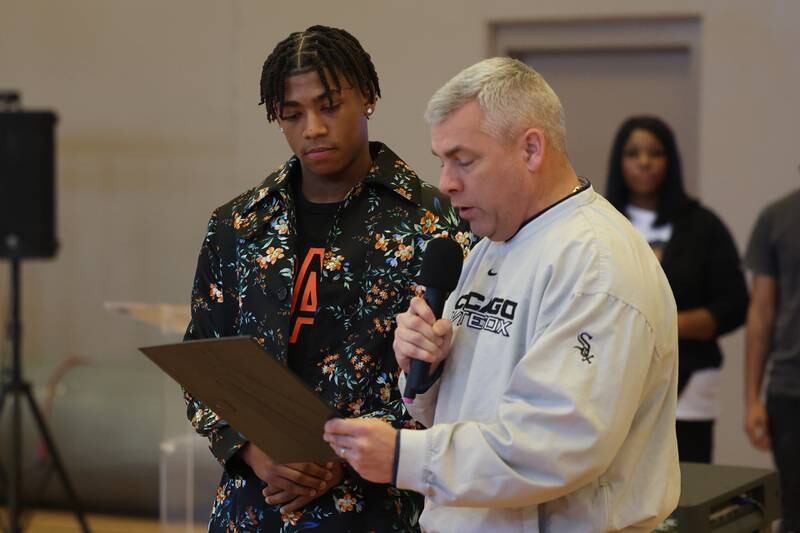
[[397, 186, 680, 532]]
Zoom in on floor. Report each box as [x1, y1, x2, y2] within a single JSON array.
[[0, 509, 205, 533]]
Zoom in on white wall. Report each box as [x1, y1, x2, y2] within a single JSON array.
[[1, 0, 797, 512]]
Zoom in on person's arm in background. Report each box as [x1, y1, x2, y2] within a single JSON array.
[[742, 205, 777, 452], [744, 274, 777, 451], [677, 308, 717, 340], [678, 212, 749, 341]]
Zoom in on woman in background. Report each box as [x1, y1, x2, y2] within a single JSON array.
[[606, 115, 749, 463]]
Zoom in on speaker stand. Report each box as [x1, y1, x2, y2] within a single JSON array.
[[0, 257, 90, 533]]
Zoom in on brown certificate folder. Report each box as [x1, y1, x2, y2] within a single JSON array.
[[140, 336, 337, 464]]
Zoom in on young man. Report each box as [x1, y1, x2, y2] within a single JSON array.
[[324, 57, 680, 531], [744, 187, 800, 533], [184, 26, 470, 532]]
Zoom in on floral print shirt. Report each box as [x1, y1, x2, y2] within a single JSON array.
[[184, 142, 473, 532]]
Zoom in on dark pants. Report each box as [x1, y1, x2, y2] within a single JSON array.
[[768, 394, 800, 533], [676, 419, 714, 463]]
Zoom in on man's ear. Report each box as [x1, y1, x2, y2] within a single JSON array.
[[522, 128, 546, 172], [364, 98, 377, 118]]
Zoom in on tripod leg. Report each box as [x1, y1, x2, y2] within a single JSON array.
[[0, 385, 8, 509], [0, 383, 8, 416], [10, 387, 22, 533], [0, 455, 7, 533], [22, 388, 90, 533], [0, 385, 10, 494]]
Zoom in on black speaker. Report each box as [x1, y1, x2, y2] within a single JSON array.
[[0, 111, 59, 258]]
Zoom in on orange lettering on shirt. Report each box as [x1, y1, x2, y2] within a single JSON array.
[[289, 247, 324, 344]]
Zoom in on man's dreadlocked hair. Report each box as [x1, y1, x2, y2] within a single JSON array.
[[259, 25, 381, 122]]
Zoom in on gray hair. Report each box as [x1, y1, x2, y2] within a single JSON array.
[[425, 57, 567, 153]]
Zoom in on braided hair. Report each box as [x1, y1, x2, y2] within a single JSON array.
[[259, 25, 381, 122]]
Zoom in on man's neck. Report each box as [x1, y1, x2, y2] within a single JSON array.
[[300, 146, 372, 203], [525, 163, 582, 221]]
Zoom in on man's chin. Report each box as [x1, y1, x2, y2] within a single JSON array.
[[301, 158, 345, 177], [469, 224, 489, 239]]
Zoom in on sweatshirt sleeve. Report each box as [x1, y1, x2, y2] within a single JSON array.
[[395, 291, 662, 507], [398, 371, 441, 429]]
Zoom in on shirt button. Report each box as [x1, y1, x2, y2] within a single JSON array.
[[276, 286, 288, 301]]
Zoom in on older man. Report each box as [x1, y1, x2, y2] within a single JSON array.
[[324, 57, 680, 532]]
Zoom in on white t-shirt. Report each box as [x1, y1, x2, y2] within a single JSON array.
[[625, 204, 673, 247]]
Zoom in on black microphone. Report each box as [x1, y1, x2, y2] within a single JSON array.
[[403, 237, 464, 404]]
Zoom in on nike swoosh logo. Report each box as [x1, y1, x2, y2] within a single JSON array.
[[488, 269, 498, 276]]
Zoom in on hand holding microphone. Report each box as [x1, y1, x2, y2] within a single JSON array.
[[395, 238, 463, 404], [394, 298, 452, 373]]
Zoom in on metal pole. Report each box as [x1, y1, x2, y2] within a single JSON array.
[[9, 257, 22, 533]]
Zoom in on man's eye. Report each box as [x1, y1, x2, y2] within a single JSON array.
[[280, 113, 301, 122], [322, 103, 342, 114], [457, 159, 474, 168]]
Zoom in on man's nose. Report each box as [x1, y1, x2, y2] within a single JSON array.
[[304, 112, 327, 139], [439, 165, 461, 196]]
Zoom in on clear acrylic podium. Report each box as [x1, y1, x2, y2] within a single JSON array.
[[158, 423, 222, 532], [106, 302, 222, 532]]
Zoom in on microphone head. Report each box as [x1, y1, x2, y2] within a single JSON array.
[[418, 237, 464, 292]]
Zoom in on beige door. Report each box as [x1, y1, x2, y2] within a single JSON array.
[[517, 48, 698, 196]]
